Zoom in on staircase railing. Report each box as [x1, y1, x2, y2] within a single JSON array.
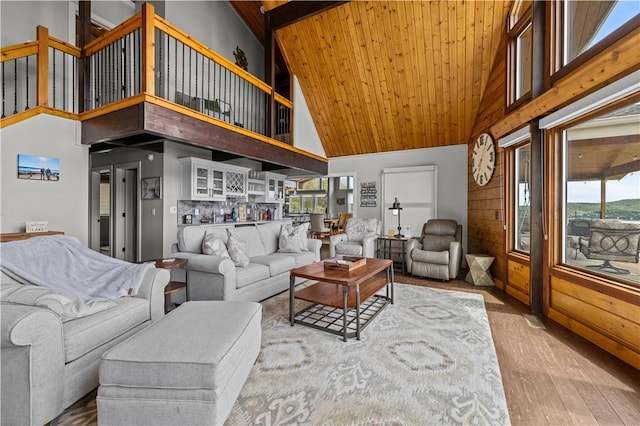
[[1, 26, 80, 127], [1, 3, 292, 145]]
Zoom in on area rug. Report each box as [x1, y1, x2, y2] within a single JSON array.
[[226, 283, 511, 425]]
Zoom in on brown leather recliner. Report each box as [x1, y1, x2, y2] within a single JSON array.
[[405, 219, 463, 281]]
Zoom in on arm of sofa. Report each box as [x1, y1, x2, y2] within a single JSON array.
[[362, 235, 378, 258], [405, 238, 422, 274], [1, 305, 65, 426], [305, 238, 322, 261], [171, 252, 237, 300], [329, 233, 348, 257], [448, 241, 462, 279], [134, 267, 170, 322]]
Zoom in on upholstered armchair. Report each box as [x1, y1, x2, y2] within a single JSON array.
[[405, 219, 463, 281], [579, 219, 640, 274], [329, 217, 381, 258]]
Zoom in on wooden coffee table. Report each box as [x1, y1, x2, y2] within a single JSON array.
[[289, 257, 394, 341]]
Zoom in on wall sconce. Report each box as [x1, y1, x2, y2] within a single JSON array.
[[146, 153, 154, 162], [389, 197, 403, 237]]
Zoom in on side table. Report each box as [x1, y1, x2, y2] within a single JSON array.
[[376, 236, 410, 274], [465, 254, 495, 286], [149, 258, 188, 313]]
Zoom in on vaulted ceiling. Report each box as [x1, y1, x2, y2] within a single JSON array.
[[231, 1, 512, 158]]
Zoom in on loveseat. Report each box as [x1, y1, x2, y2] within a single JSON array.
[[171, 221, 321, 302], [0, 236, 169, 426]]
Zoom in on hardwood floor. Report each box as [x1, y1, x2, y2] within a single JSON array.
[[52, 269, 640, 426]]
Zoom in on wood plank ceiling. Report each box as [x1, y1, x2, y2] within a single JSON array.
[[233, 1, 512, 158]]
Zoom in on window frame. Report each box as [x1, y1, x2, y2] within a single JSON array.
[[551, 2, 640, 84], [548, 94, 640, 291], [506, 3, 533, 110]]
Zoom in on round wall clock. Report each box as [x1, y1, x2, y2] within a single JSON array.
[[472, 132, 496, 186]]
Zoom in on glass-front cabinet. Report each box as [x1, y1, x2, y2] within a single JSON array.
[[180, 157, 226, 201], [179, 157, 248, 201], [258, 172, 286, 202]]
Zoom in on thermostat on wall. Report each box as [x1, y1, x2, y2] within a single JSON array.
[[26, 221, 49, 233]]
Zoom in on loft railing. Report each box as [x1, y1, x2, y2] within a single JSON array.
[[0, 26, 80, 126], [1, 3, 292, 145]]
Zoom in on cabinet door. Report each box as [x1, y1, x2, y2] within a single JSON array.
[[211, 169, 224, 199], [193, 164, 212, 199], [276, 179, 284, 201], [267, 177, 276, 200]]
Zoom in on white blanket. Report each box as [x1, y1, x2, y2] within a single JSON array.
[[0, 235, 153, 300]]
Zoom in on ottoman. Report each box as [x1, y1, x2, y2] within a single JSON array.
[[97, 301, 262, 425]]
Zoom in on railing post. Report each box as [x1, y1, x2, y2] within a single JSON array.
[[36, 25, 48, 107], [141, 2, 155, 96]]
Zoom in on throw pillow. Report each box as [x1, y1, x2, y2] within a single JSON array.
[[278, 222, 309, 253], [1, 283, 116, 322], [227, 235, 250, 267], [202, 232, 230, 258]]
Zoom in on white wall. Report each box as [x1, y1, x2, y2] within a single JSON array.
[[0, 114, 89, 242], [163, 1, 263, 80], [329, 144, 468, 253], [292, 76, 326, 158], [0, 1, 136, 46]]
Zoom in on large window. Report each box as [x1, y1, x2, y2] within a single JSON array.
[[554, 0, 640, 74], [562, 101, 640, 286], [507, 0, 532, 107]]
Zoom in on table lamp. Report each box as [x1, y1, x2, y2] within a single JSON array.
[[389, 197, 403, 237]]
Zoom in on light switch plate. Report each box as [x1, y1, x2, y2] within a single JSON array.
[[26, 221, 49, 232]]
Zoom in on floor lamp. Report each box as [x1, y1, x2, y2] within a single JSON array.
[[389, 197, 403, 238]]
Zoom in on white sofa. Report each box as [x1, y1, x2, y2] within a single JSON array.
[[171, 221, 321, 302], [1, 237, 169, 426]]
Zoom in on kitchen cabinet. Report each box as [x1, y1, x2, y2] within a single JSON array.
[[258, 172, 286, 203], [179, 157, 249, 201]]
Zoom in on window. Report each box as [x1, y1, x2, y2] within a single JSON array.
[[515, 143, 531, 252], [507, 0, 533, 107], [562, 101, 640, 287], [554, 0, 640, 74]]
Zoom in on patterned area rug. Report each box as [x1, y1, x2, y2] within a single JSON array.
[[227, 283, 511, 425]]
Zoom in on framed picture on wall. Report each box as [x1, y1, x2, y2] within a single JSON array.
[[142, 177, 161, 200], [17, 154, 60, 181]]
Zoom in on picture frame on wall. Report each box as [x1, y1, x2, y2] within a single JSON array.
[[142, 177, 162, 200], [17, 154, 60, 181]]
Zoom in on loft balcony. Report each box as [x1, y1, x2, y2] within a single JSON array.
[[0, 3, 327, 174]]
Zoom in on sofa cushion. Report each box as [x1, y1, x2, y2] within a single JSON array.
[[345, 218, 378, 242], [251, 254, 296, 276], [178, 225, 230, 254], [278, 223, 309, 253], [411, 248, 449, 265], [273, 251, 316, 267], [256, 221, 283, 254], [202, 233, 230, 258], [422, 235, 455, 252], [335, 241, 364, 256], [227, 235, 250, 267], [235, 263, 270, 289], [228, 227, 267, 257], [1, 283, 116, 322], [64, 296, 149, 363]]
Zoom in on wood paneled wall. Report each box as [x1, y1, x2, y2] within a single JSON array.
[[467, 33, 508, 290]]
